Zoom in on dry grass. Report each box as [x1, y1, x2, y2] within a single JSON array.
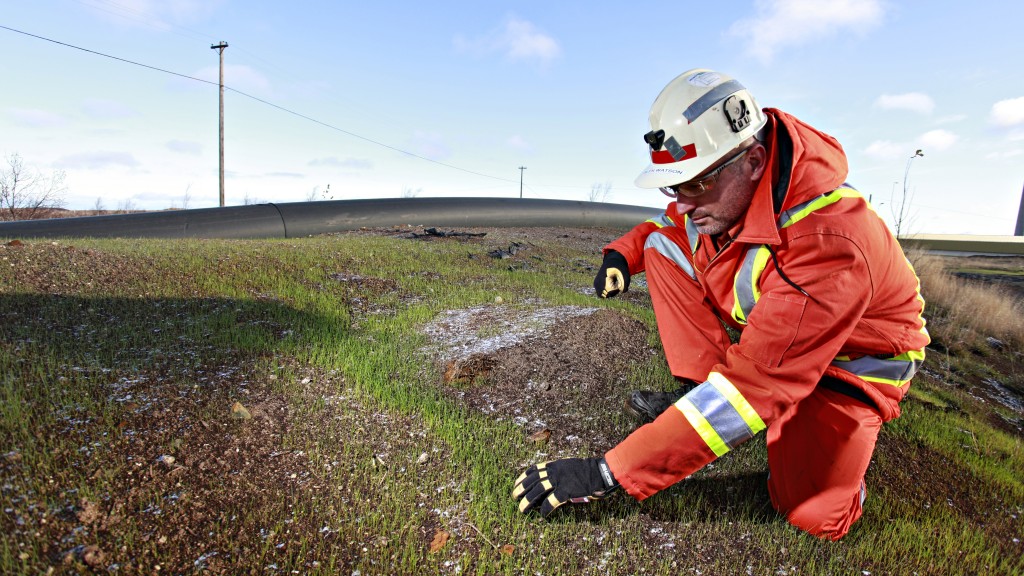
[[908, 249, 1024, 349]]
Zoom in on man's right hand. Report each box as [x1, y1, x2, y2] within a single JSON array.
[[594, 251, 631, 298]]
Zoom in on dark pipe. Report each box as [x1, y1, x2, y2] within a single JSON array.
[[0, 198, 661, 240]]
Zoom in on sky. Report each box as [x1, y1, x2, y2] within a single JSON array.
[[2, 0, 1023, 235]]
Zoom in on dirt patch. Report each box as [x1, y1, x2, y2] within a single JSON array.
[[423, 303, 662, 455]]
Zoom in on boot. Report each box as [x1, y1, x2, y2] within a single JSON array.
[[624, 381, 698, 424]]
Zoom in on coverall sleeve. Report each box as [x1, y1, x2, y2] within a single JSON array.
[[605, 232, 874, 499], [603, 218, 661, 275]]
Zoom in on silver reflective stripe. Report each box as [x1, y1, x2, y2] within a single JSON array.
[[684, 215, 700, 254], [682, 79, 746, 123], [830, 355, 922, 383], [645, 213, 675, 228], [734, 246, 765, 323], [685, 381, 756, 449], [644, 232, 696, 280]]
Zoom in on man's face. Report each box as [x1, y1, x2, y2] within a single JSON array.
[[669, 146, 760, 236]]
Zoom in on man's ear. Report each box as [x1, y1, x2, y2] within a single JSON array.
[[747, 143, 768, 181]]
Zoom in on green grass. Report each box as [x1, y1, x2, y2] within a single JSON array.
[[1, 234, 1022, 575]]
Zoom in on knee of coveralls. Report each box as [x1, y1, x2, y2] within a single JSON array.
[[765, 386, 881, 540], [642, 227, 729, 380]]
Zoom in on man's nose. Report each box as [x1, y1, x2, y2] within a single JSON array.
[[674, 196, 698, 213]]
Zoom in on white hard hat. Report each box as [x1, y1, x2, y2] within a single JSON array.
[[635, 69, 767, 189]]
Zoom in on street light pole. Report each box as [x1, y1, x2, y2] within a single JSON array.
[[211, 41, 228, 207], [895, 150, 923, 238], [518, 166, 526, 199]]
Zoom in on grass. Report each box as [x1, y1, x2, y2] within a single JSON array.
[[909, 249, 1024, 349], [1, 231, 1022, 575]]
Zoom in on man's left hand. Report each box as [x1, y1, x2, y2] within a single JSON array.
[[513, 457, 619, 517]]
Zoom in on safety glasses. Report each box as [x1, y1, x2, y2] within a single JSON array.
[[660, 146, 750, 199]]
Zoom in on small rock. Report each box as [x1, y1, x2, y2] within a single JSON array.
[[416, 452, 429, 464], [494, 296, 504, 304], [986, 336, 1005, 351], [76, 499, 100, 524], [157, 455, 175, 468], [231, 401, 252, 420], [5, 239, 24, 248], [528, 429, 552, 444]]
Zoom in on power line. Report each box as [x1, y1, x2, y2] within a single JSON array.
[[0, 23, 519, 185]]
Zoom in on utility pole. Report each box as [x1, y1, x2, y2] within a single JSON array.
[[518, 166, 526, 199], [211, 41, 228, 207]]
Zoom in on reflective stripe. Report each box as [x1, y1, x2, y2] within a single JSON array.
[[731, 245, 771, 325], [778, 186, 860, 229], [645, 213, 676, 228], [730, 185, 864, 324], [682, 79, 746, 123], [684, 215, 700, 253], [645, 232, 697, 280], [674, 372, 766, 457], [831, 347, 925, 387]]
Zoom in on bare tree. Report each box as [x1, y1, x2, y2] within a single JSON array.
[[117, 199, 137, 213], [181, 184, 192, 210], [307, 184, 332, 201], [93, 197, 106, 213], [588, 181, 612, 203], [401, 186, 421, 198], [0, 153, 67, 220]]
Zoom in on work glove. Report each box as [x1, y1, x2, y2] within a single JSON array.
[[513, 457, 619, 518], [594, 251, 630, 298]]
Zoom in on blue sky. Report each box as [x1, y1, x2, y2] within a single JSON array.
[[3, 1, 1023, 234]]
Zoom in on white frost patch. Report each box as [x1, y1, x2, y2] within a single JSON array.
[[422, 304, 597, 362]]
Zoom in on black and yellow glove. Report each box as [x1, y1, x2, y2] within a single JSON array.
[[593, 251, 630, 298], [513, 457, 619, 517]]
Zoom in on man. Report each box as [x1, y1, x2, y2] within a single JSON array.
[[513, 68, 929, 540]]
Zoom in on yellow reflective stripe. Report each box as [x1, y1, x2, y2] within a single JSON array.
[[778, 187, 861, 229], [676, 398, 731, 457], [707, 372, 766, 435], [731, 245, 772, 325]]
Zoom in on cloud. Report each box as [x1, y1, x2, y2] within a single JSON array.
[[454, 17, 561, 65], [874, 93, 935, 115], [917, 129, 957, 151], [166, 140, 202, 155], [82, 99, 138, 120], [985, 149, 1023, 160], [864, 139, 904, 160], [54, 152, 140, 170], [990, 96, 1024, 127], [730, 0, 884, 63], [865, 130, 957, 159], [505, 135, 533, 153], [264, 172, 304, 179], [8, 108, 66, 128], [308, 156, 373, 169]]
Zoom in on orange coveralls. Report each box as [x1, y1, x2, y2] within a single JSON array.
[[603, 109, 930, 539]]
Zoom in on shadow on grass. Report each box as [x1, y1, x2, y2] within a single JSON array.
[[0, 292, 348, 371]]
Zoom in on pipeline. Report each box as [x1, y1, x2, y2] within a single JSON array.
[[0, 197, 662, 240]]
